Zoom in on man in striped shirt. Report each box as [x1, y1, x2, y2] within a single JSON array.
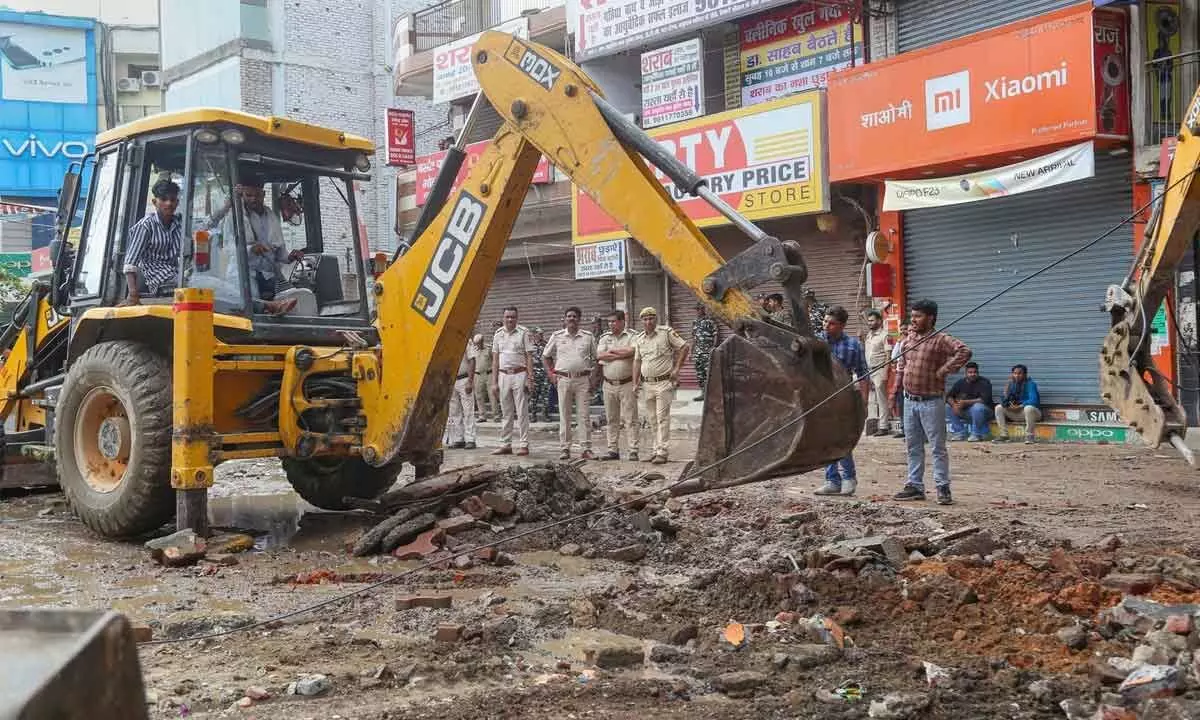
[[122, 179, 181, 305]]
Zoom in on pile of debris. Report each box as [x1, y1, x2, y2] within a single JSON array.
[[350, 462, 663, 562]]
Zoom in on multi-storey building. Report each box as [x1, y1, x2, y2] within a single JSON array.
[[159, 0, 440, 270]]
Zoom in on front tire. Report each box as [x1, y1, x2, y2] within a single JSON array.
[[282, 456, 401, 510], [56, 341, 174, 537]]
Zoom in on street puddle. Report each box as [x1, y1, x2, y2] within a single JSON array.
[[535, 627, 648, 663], [206, 493, 373, 551]]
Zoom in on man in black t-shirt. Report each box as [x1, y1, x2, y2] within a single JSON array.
[[945, 361, 993, 442]]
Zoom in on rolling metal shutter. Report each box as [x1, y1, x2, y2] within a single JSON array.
[[896, 0, 1082, 53], [902, 153, 1133, 404], [668, 220, 866, 386], [473, 258, 615, 340]]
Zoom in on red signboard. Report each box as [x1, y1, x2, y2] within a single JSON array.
[[1094, 9, 1131, 138], [386, 108, 415, 167], [827, 4, 1103, 181], [31, 246, 51, 274], [414, 141, 552, 205]]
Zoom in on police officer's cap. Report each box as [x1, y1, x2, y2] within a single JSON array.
[[639, 307, 657, 318]]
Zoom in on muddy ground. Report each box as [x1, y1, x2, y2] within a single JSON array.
[[5, 430, 1200, 719]]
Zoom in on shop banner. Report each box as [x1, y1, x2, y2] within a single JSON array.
[[882, 141, 1095, 212], [641, 38, 704, 129], [0, 252, 31, 277], [30, 246, 50, 274], [1146, 1, 1181, 135], [572, 0, 795, 62], [828, 4, 1099, 181], [573, 92, 828, 243], [385, 108, 415, 167], [1094, 9, 1130, 137], [0, 22, 88, 104], [432, 17, 528, 104], [574, 239, 626, 279], [739, 3, 863, 107], [414, 139, 551, 205]]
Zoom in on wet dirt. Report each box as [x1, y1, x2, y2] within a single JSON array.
[[5, 438, 1200, 717]]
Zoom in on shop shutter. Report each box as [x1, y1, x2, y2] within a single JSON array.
[[474, 258, 615, 341], [896, 0, 1081, 53], [668, 220, 865, 386], [902, 153, 1134, 405]]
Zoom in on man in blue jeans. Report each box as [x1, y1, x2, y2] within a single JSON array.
[[945, 362, 993, 441], [814, 306, 870, 497], [893, 299, 972, 505]]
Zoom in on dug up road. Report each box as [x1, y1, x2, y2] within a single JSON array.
[[5, 433, 1200, 720]]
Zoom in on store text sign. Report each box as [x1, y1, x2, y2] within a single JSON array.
[[827, 4, 1099, 181], [572, 92, 828, 243]]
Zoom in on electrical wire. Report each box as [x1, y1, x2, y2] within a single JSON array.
[[141, 163, 1200, 648]]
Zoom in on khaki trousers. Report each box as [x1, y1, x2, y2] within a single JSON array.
[[868, 370, 891, 430], [498, 371, 530, 448], [995, 405, 1042, 436], [602, 380, 639, 454], [642, 379, 675, 458], [556, 375, 592, 452], [475, 372, 497, 419], [446, 377, 476, 443]]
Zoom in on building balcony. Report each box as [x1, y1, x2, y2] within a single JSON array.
[[1144, 50, 1200, 147], [392, 0, 567, 97]]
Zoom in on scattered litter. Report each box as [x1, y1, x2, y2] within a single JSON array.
[[1126, 503, 1149, 510], [723, 621, 746, 648], [923, 661, 952, 688], [834, 681, 864, 702]]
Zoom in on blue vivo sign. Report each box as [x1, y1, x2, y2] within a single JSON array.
[[0, 11, 97, 199]]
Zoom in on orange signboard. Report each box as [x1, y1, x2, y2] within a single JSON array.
[[827, 3, 1101, 181]]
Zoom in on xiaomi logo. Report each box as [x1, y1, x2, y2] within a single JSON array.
[[925, 70, 971, 131]]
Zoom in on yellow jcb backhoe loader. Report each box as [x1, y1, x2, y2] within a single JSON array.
[[0, 31, 864, 538], [1102, 83, 1200, 465]]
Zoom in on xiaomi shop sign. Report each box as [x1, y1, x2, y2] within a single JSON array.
[[827, 4, 1127, 181]]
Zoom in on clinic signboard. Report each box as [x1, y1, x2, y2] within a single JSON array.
[[0, 11, 98, 199]]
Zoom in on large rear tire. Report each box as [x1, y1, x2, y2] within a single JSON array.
[[282, 456, 401, 510], [56, 341, 174, 537]]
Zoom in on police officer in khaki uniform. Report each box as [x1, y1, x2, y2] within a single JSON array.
[[543, 306, 597, 460], [445, 339, 478, 449], [473, 333, 496, 422], [631, 306, 689, 464], [596, 309, 638, 461], [491, 306, 534, 456]]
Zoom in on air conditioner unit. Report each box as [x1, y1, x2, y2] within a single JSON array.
[[140, 70, 161, 87], [116, 77, 141, 93]]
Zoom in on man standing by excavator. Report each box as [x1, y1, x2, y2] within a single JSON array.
[[632, 307, 689, 464], [491, 307, 535, 456]]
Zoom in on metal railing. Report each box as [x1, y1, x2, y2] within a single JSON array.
[[1144, 50, 1200, 147], [412, 0, 561, 52]]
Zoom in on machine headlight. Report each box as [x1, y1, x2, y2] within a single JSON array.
[[195, 128, 219, 144], [221, 128, 246, 145], [355, 153, 372, 172]]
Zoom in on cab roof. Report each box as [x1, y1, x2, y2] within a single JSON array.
[[95, 108, 374, 153]]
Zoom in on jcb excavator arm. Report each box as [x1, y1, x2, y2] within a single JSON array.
[[1100, 84, 1200, 464], [357, 31, 864, 491]]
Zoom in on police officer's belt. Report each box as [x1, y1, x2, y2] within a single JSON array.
[[554, 370, 590, 379], [455, 373, 469, 380], [642, 373, 673, 383], [498, 367, 527, 374], [604, 376, 633, 385]]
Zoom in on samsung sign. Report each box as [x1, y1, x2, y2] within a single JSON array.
[[0, 11, 98, 198]]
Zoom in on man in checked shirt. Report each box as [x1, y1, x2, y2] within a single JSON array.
[[893, 299, 971, 505]]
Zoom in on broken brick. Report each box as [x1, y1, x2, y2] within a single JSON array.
[[130, 624, 153, 643], [459, 496, 493, 520], [1101, 573, 1162, 595], [396, 595, 453, 610], [474, 547, 499, 563], [434, 623, 464, 642], [1166, 615, 1194, 635], [832, 607, 860, 626], [480, 490, 516, 516], [436, 515, 477, 535], [393, 528, 446, 561]]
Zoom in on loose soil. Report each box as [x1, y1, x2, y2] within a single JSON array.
[[4, 434, 1200, 718]]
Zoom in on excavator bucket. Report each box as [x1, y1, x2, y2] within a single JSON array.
[[674, 326, 866, 496]]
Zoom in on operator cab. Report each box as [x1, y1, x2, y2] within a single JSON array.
[[58, 109, 376, 344]]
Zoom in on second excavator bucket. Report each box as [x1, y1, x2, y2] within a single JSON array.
[[673, 325, 866, 496]]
